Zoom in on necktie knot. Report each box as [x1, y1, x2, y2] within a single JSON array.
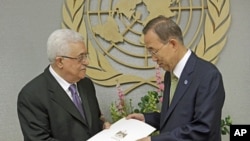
[[171, 73, 178, 81]]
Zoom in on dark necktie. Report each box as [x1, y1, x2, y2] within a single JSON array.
[[69, 84, 85, 119], [169, 73, 178, 105]]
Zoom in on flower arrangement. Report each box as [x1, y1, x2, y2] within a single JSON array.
[[110, 65, 163, 122], [134, 65, 164, 113], [110, 81, 134, 122]]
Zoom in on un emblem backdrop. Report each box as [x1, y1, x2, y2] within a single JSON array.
[[62, 0, 231, 94]]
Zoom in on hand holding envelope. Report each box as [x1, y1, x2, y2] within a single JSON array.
[[87, 117, 155, 141]]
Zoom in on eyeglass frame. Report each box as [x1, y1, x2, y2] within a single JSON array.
[[147, 41, 170, 56], [60, 53, 89, 62]]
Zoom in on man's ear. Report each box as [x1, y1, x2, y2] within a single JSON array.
[[55, 57, 64, 68], [169, 39, 178, 49]]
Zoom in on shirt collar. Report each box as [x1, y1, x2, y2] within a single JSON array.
[[173, 49, 191, 79], [49, 65, 72, 91]]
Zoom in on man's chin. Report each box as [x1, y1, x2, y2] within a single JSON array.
[[80, 74, 86, 79], [161, 66, 168, 71], [158, 64, 165, 69]]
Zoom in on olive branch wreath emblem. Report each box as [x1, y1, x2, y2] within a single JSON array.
[[61, 0, 231, 95]]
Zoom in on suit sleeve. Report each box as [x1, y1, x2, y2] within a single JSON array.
[[144, 112, 161, 130]]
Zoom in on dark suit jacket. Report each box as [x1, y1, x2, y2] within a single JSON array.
[[17, 66, 103, 141], [144, 52, 225, 141]]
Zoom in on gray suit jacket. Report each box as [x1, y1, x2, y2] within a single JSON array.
[[145, 52, 225, 141], [18, 66, 103, 141]]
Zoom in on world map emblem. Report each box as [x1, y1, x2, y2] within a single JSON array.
[[62, 0, 231, 94]]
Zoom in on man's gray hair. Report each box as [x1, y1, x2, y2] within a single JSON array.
[[47, 29, 84, 64]]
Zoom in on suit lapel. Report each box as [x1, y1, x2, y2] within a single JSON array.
[[160, 53, 197, 129], [44, 67, 88, 126], [160, 72, 170, 125]]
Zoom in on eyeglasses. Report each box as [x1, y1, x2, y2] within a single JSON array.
[[60, 53, 89, 62], [147, 42, 169, 56]]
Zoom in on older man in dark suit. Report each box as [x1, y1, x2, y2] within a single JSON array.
[[127, 15, 225, 141], [17, 29, 108, 141]]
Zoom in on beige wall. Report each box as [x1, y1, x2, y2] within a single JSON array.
[[0, 0, 249, 141]]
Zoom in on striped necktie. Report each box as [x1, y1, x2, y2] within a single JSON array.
[[69, 84, 86, 119]]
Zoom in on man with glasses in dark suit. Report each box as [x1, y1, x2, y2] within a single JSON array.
[[127, 15, 225, 141]]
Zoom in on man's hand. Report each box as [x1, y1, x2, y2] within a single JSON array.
[[137, 136, 151, 141], [103, 121, 111, 129], [126, 113, 145, 122], [100, 114, 111, 129]]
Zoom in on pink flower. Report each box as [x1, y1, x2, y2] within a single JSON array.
[[155, 64, 164, 103], [116, 82, 124, 100], [155, 65, 164, 92], [159, 96, 163, 103], [158, 83, 164, 91], [116, 80, 126, 113]]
